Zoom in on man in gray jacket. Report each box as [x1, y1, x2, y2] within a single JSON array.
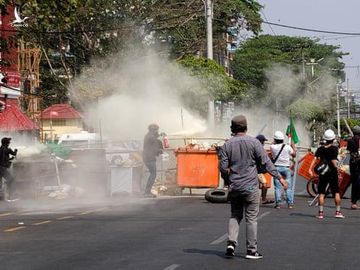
[[219, 115, 288, 259]]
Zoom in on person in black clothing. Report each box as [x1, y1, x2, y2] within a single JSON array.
[[255, 134, 274, 205], [309, 129, 344, 219], [143, 124, 163, 197], [346, 125, 360, 209], [0, 137, 18, 200]]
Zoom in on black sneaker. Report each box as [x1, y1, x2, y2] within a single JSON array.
[[225, 243, 235, 257], [245, 250, 263, 259]]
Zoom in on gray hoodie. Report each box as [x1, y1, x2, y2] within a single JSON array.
[[219, 134, 281, 192]]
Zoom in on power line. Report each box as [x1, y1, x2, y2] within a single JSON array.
[[2, 19, 360, 37], [261, 11, 276, 35], [263, 21, 360, 36]]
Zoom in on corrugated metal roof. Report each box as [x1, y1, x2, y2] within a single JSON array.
[[41, 104, 82, 119]]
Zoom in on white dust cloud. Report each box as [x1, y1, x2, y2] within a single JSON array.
[[70, 52, 208, 140]]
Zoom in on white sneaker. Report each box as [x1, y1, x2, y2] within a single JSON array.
[[335, 211, 345, 218]]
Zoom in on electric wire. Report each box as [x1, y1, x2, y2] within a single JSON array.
[[261, 11, 276, 35], [263, 21, 360, 36]]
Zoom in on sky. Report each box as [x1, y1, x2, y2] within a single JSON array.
[[258, 0, 360, 91]]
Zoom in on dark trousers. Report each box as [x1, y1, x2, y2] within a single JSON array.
[[0, 166, 15, 196], [144, 161, 157, 195], [350, 166, 360, 204]]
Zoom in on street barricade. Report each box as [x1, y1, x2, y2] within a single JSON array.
[[174, 147, 219, 188]]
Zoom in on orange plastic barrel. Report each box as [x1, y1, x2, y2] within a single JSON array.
[[175, 147, 219, 188]]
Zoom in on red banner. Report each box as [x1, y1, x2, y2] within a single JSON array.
[[5, 71, 20, 88]]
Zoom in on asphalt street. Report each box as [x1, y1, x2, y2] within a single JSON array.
[[0, 184, 360, 270]]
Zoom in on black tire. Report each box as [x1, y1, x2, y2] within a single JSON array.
[[205, 188, 229, 203], [306, 181, 331, 198], [306, 181, 318, 198]]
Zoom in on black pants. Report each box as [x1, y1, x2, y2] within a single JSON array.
[[0, 166, 15, 196], [350, 165, 360, 204], [318, 170, 339, 195], [144, 161, 157, 195]]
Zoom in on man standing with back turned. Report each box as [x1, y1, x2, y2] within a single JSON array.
[[219, 115, 288, 259]]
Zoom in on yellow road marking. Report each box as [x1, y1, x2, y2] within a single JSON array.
[[18, 210, 36, 216], [56, 216, 74, 220], [78, 207, 106, 216], [32, 220, 52, 226], [0, 212, 13, 217], [4, 226, 26, 232], [78, 210, 94, 216]]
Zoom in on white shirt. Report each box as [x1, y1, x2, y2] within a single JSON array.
[[270, 144, 294, 167]]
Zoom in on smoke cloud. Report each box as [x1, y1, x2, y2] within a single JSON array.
[[70, 51, 208, 140]]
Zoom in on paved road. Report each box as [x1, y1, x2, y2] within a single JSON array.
[[0, 190, 359, 270]]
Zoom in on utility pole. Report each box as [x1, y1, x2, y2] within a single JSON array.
[[205, 0, 213, 60], [205, 0, 215, 129], [336, 83, 341, 137], [347, 78, 350, 118]]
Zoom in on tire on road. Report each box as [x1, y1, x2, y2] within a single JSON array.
[[306, 181, 318, 198], [205, 188, 229, 203], [306, 181, 331, 198]]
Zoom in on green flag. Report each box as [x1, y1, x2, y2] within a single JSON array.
[[286, 114, 299, 144]]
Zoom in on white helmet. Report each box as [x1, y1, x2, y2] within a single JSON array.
[[274, 131, 285, 140], [323, 129, 335, 141]]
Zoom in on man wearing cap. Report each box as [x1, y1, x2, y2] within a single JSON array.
[[143, 124, 163, 197], [219, 115, 288, 259], [256, 135, 274, 204], [0, 137, 18, 201], [347, 125, 360, 209]]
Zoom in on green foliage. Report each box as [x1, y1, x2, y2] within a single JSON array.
[[286, 99, 326, 122], [10, 0, 261, 108], [149, 0, 262, 56], [177, 55, 247, 116], [232, 35, 346, 94]]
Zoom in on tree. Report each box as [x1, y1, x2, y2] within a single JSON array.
[[233, 35, 346, 90], [231, 35, 347, 120], [148, 0, 262, 57], [177, 55, 247, 116], [10, 0, 261, 108]]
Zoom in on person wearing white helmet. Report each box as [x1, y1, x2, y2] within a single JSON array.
[[309, 129, 344, 219], [270, 131, 296, 209]]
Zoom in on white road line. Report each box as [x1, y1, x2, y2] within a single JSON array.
[[210, 234, 228, 245], [163, 264, 180, 270], [210, 211, 271, 245], [258, 211, 271, 220]]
